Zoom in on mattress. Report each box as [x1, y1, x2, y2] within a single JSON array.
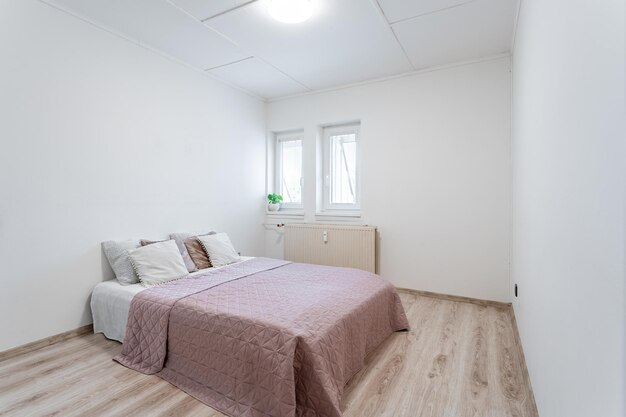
[[91, 256, 255, 342]]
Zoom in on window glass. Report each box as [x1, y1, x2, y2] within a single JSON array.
[[278, 138, 302, 205], [329, 133, 357, 204], [323, 123, 360, 211]]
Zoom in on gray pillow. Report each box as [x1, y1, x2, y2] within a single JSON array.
[[169, 230, 216, 241], [102, 240, 141, 285]]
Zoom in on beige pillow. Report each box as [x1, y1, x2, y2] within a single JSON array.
[[128, 240, 188, 287], [197, 233, 241, 267], [184, 237, 212, 270]]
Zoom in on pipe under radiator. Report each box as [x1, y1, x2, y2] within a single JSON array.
[[284, 223, 377, 273]]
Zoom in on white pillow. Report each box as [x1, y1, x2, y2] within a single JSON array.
[[197, 233, 241, 267], [128, 240, 189, 287]]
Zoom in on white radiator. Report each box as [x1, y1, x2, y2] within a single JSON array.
[[284, 224, 377, 273]]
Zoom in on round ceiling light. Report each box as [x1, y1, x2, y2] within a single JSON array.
[[268, 0, 313, 24]]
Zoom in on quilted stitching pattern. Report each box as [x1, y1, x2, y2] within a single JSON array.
[[115, 258, 408, 417]]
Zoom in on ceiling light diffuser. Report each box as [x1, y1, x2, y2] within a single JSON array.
[[268, 0, 313, 24]]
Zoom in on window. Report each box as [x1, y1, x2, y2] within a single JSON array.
[[275, 132, 303, 208], [322, 123, 360, 211]]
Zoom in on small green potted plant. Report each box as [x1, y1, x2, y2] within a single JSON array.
[[267, 193, 283, 211]]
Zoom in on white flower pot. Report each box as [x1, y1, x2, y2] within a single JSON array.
[[268, 202, 281, 212]]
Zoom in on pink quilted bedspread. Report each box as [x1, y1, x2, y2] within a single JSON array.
[[115, 257, 408, 417]]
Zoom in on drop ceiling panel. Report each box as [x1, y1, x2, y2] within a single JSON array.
[[392, 0, 516, 69], [46, 0, 248, 70], [377, 0, 473, 23], [205, 0, 413, 90], [169, 0, 254, 21], [209, 58, 309, 99]]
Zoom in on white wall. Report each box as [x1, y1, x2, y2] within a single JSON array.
[[266, 57, 512, 302], [0, 0, 266, 352], [511, 1, 625, 416]]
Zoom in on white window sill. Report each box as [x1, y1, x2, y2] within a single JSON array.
[[314, 211, 361, 221], [266, 209, 305, 218]]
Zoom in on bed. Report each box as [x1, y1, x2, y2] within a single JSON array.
[[91, 257, 256, 342], [97, 257, 408, 417]]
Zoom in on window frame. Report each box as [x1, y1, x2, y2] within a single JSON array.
[[275, 131, 304, 210], [322, 123, 361, 212]]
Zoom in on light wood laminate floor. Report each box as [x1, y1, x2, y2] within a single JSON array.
[[0, 291, 538, 417]]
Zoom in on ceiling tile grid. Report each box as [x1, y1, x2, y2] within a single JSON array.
[[204, 0, 413, 91], [208, 57, 310, 98], [169, 0, 254, 21], [43, 0, 518, 100], [388, 0, 518, 69], [376, 0, 474, 24]]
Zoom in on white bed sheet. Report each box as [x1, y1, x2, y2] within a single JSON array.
[[91, 257, 255, 342]]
